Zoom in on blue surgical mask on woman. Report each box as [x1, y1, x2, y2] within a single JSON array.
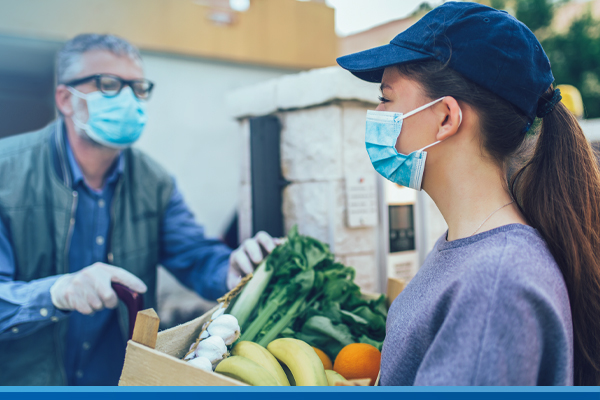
[[365, 97, 461, 190], [69, 86, 148, 149]]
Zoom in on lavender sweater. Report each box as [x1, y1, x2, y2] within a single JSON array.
[[380, 224, 573, 386]]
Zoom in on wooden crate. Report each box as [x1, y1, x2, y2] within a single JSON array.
[[118, 277, 405, 386]]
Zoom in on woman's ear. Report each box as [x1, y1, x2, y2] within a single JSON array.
[[435, 96, 462, 141]]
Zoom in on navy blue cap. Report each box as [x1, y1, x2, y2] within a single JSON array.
[[337, 1, 554, 123]]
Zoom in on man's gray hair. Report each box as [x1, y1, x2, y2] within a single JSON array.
[[56, 33, 142, 84]]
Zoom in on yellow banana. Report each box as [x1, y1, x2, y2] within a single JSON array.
[[214, 355, 279, 386], [266, 338, 328, 386], [280, 362, 296, 386], [325, 370, 347, 386], [231, 341, 290, 386]]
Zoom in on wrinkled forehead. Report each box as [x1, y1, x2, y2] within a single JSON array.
[[70, 50, 144, 82]]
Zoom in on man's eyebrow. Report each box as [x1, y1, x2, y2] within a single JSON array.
[[380, 83, 392, 92]]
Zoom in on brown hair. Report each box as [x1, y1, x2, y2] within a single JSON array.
[[397, 61, 600, 385]]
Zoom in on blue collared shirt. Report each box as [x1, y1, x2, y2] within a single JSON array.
[[0, 133, 232, 385]]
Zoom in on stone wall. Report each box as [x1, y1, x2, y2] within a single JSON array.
[[229, 67, 382, 292], [279, 102, 379, 292]]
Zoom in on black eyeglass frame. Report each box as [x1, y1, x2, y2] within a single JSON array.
[[61, 74, 155, 100]]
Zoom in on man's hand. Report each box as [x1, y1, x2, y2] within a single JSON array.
[[50, 262, 147, 314], [227, 231, 281, 290]]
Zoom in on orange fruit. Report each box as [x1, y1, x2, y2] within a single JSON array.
[[312, 346, 333, 370], [333, 343, 381, 386]]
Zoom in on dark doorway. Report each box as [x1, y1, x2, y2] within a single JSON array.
[[249, 115, 287, 238], [0, 35, 60, 139]]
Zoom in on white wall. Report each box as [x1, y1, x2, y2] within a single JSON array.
[[581, 118, 600, 142], [136, 53, 298, 238]]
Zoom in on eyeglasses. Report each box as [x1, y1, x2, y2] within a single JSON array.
[[62, 74, 155, 100]]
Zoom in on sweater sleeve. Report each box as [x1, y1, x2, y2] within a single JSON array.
[[159, 179, 231, 301], [413, 259, 573, 386], [0, 215, 69, 340]]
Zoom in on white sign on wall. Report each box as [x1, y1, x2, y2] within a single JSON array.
[[345, 173, 378, 228], [388, 251, 418, 282]]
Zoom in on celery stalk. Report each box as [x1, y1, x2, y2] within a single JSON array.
[[257, 294, 307, 347], [227, 260, 273, 328], [238, 289, 287, 342]]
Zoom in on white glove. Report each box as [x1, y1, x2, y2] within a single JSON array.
[[50, 262, 147, 315], [227, 231, 281, 290]]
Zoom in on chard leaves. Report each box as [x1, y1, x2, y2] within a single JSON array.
[[303, 316, 354, 346], [230, 225, 387, 359]]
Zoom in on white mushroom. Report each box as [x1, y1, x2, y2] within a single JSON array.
[[207, 314, 240, 346], [194, 335, 227, 365]]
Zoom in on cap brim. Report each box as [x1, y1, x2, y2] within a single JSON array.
[[336, 43, 433, 83]]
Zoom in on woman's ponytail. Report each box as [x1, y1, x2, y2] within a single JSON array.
[[511, 86, 600, 385]]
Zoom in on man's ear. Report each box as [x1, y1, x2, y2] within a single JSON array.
[[435, 96, 462, 141], [55, 85, 74, 117]]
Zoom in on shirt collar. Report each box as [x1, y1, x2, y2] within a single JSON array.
[[65, 132, 124, 191]]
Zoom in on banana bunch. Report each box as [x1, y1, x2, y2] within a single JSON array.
[[230, 341, 290, 385], [215, 356, 279, 386], [183, 278, 333, 386], [267, 338, 328, 386], [214, 339, 329, 386]]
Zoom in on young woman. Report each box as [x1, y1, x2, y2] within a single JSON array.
[[337, 2, 599, 386]]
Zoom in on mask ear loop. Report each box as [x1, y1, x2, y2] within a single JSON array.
[[67, 86, 89, 100], [66, 87, 92, 131], [400, 97, 446, 120], [417, 104, 463, 152], [419, 140, 442, 152]]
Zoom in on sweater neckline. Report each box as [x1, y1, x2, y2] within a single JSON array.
[[437, 223, 537, 252]]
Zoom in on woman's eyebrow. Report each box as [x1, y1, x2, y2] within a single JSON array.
[[380, 83, 392, 93]]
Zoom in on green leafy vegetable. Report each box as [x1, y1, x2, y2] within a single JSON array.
[[227, 226, 387, 359], [352, 306, 386, 338], [340, 310, 368, 326], [358, 335, 383, 351], [302, 316, 354, 346]]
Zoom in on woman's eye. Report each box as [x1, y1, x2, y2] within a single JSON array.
[[378, 96, 389, 103]]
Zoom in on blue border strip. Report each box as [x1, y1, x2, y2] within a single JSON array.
[[1, 387, 597, 400], [1, 386, 598, 392]]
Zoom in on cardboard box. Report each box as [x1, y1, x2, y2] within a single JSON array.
[[118, 277, 405, 386]]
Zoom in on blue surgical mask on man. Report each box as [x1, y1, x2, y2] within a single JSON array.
[[69, 86, 148, 149], [365, 97, 461, 190]]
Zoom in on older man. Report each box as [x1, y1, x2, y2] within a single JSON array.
[[0, 34, 274, 386]]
